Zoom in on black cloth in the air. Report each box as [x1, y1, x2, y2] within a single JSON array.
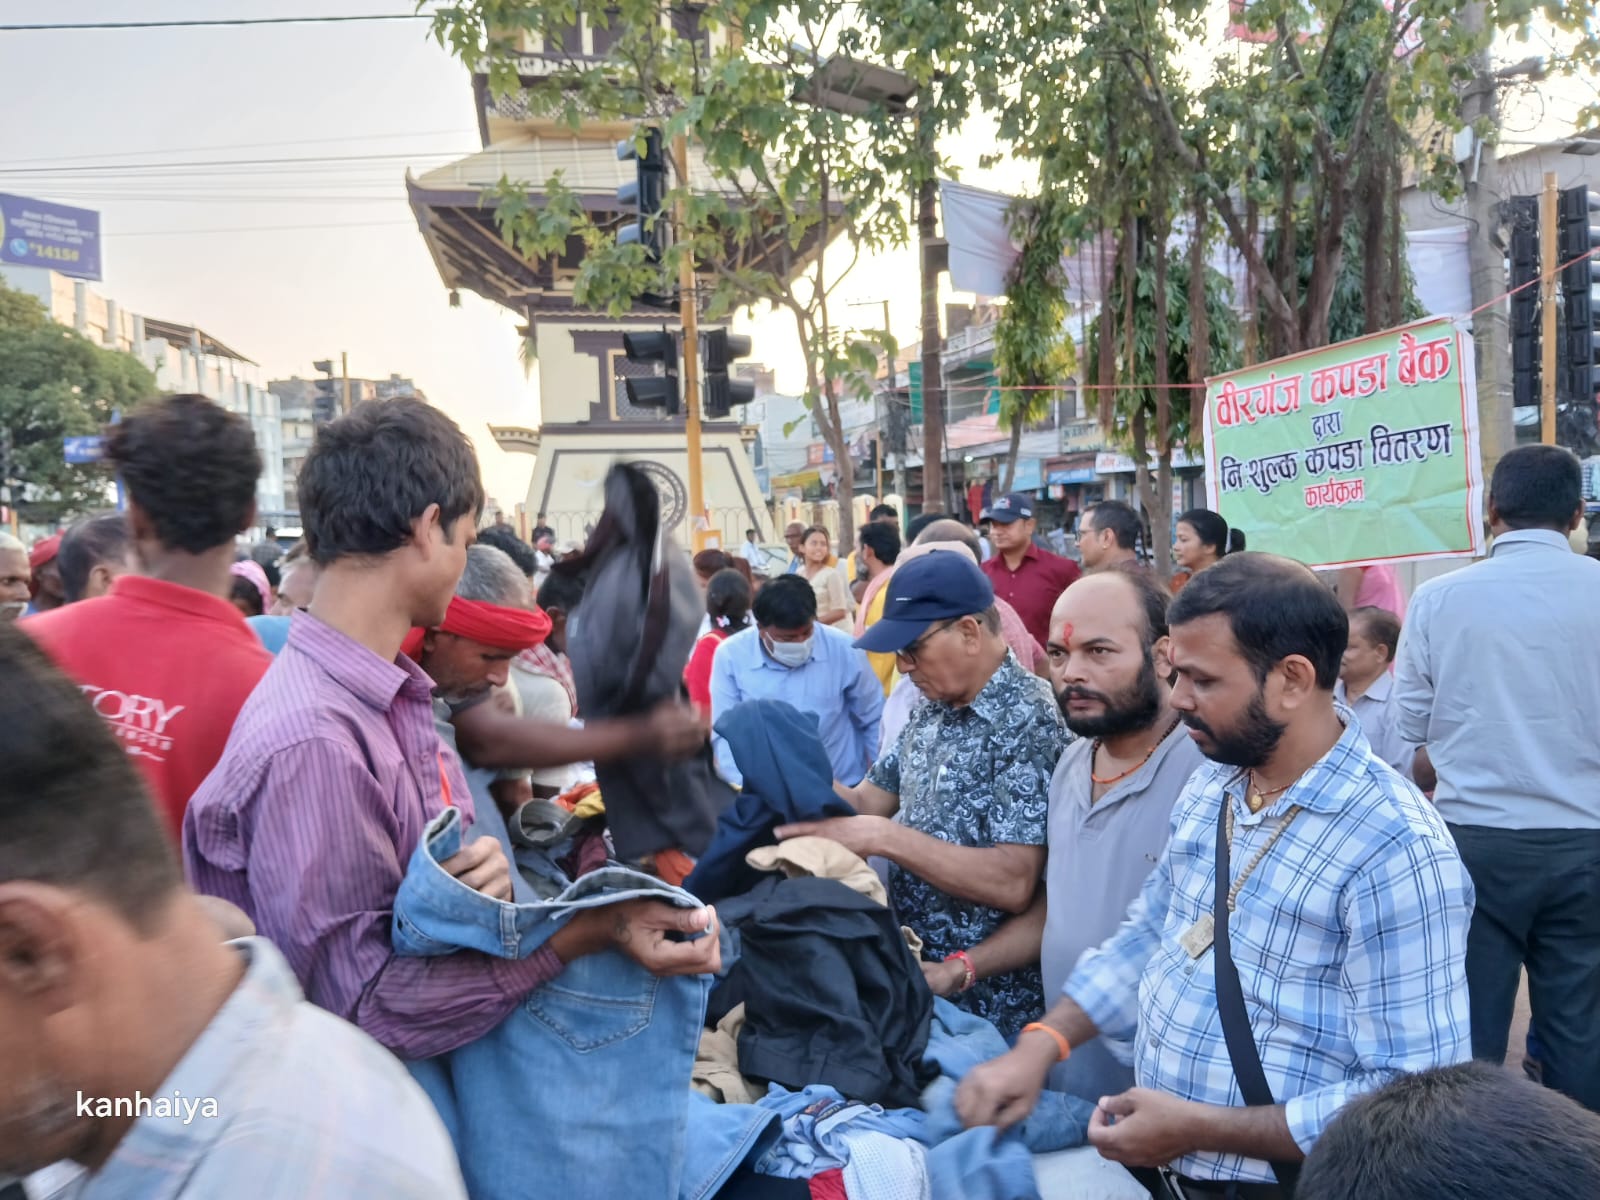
[[559, 463, 734, 860], [708, 875, 937, 1108], [683, 699, 853, 905]]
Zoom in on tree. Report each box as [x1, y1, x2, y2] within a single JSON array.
[[428, 1, 919, 551], [1083, 245, 1243, 580], [0, 281, 159, 525], [993, 191, 1077, 492], [978, 0, 1600, 468]]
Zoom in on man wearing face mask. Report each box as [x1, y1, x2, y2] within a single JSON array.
[[956, 554, 1474, 1200], [708, 573, 882, 790]]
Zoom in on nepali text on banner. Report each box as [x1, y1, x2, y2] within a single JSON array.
[[1201, 316, 1485, 569]]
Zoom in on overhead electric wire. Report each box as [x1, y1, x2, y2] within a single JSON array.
[[0, 150, 475, 176], [0, 15, 431, 32], [2, 129, 472, 168], [115, 219, 418, 238]]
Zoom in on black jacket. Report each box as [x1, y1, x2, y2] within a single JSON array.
[[559, 464, 732, 860], [708, 875, 937, 1108]]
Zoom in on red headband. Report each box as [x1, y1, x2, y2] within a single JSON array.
[[29, 534, 61, 570], [400, 596, 553, 661]]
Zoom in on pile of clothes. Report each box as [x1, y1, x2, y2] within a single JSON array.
[[678, 698, 1098, 1200]]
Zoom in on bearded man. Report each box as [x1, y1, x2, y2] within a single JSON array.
[[1039, 567, 1205, 1102], [957, 554, 1473, 1200]]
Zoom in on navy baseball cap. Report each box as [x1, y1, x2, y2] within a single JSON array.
[[855, 552, 996, 654], [981, 492, 1034, 523]]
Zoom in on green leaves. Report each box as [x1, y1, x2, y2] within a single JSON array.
[[0, 281, 160, 523]]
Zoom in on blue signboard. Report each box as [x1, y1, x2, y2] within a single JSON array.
[[1047, 467, 1099, 485], [1013, 457, 1043, 492], [0, 194, 102, 281], [63, 436, 105, 464]]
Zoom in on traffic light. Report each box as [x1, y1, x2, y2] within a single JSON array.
[[311, 359, 339, 423], [1508, 196, 1540, 411], [621, 329, 679, 414], [1557, 186, 1600, 451], [616, 128, 667, 263], [702, 329, 754, 419]]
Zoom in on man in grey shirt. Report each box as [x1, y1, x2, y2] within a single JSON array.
[[1395, 445, 1600, 1111], [1041, 566, 1204, 1101], [934, 566, 1203, 1100]]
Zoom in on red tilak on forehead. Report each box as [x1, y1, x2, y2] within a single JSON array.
[[1051, 619, 1073, 647]]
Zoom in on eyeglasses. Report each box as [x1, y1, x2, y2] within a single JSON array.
[[896, 618, 960, 667]]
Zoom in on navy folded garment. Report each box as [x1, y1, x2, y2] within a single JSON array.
[[685, 699, 854, 905]]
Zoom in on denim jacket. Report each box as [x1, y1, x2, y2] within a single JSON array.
[[392, 809, 776, 1200]]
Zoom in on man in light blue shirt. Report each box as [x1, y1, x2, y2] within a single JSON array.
[[709, 574, 882, 787], [1334, 606, 1416, 779], [1395, 444, 1600, 1112], [956, 554, 1472, 1191]]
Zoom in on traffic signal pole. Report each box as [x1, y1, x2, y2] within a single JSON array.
[[673, 132, 710, 550], [1541, 172, 1559, 445]]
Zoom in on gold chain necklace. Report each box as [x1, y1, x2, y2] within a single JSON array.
[[1246, 770, 1294, 813]]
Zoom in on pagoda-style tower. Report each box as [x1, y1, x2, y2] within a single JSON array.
[[407, 21, 790, 546]]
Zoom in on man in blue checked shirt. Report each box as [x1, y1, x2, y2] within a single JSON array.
[[957, 553, 1474, 1200]]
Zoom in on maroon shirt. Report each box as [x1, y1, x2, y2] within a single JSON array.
[[981, 543, 1081, 648]]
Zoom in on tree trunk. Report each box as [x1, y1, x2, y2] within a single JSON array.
[[1188, 190, 1211, 433], [1272, 141, 1299, 357], [1097, 234, 1119, 432], [1152, 198, 1175, 584], [1153, 454, 1174, 581], [1302, 158, 1349, 350], [1460, 2, 1515, 482], [1131, 406, 1170, 579], [1243, 196, 1260, 367], [1001, 417, 1023, 492]]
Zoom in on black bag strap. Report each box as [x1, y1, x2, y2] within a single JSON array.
[[1213, 795, 1301, 1196]]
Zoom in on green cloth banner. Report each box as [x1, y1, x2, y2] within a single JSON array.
[[1202, 317, 1485, 568]]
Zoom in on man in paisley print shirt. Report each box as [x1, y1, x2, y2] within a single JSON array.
[[779, 551, 1070, 1038]]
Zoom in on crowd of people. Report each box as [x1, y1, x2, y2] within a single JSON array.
[[2, 390, 1598, 1200]]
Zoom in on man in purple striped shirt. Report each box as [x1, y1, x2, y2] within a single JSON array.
[[183, 399, 720, 1061]]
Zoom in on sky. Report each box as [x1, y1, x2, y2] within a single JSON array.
[[1, 3, 1591, 511], [0, 1, 545, 509], [0, 0, 1020, 512]]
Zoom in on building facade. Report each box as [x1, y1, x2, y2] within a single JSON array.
[[0, 265, 290, 528], [404, 16, 791, 546]]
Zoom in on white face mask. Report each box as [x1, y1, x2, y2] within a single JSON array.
[[763, 633, 813, 668], [0, 600, 26, 622]]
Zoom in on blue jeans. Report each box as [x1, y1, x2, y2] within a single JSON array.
[[393, 809, 756, 1200]]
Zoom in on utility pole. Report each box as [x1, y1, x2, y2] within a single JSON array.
[[1460, 6, 1514, 480], [341, 351, 351, 415], [918, 134, 945, 514], [881, 298, 902, 504], [1, 425, 16, 535], [1540, 171, 1559, 445], [674, 133, 708, 550]]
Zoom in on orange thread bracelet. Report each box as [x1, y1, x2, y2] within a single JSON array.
[[1022, 1022, 1071, 1063], [947, 950, 977, 992]]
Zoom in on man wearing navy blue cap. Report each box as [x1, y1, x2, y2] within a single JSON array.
[[980, 492, 1081, 649], [778, 551, 1068, 1038]]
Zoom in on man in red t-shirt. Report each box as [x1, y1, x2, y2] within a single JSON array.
[[25, 394, 271, 840], [978, 492, 1081, 649]]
